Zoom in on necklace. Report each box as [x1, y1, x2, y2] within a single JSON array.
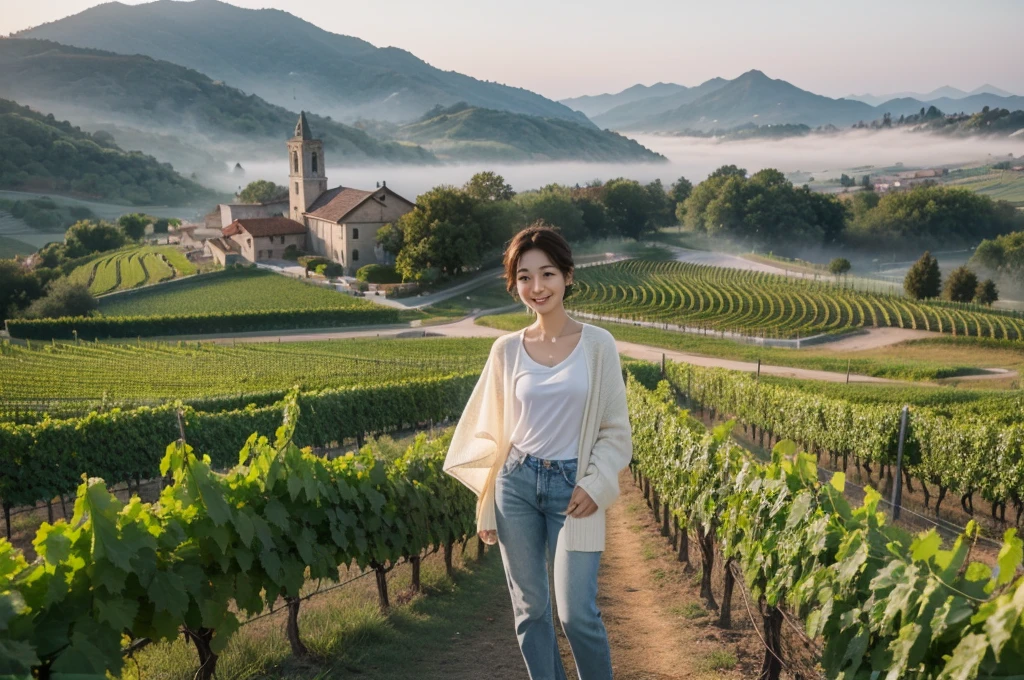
[[537, 318, 578, 344]]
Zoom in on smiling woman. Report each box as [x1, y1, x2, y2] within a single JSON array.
[[444, 223, 633, 680]]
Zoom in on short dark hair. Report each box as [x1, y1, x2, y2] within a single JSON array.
[[503, 222, 575, 299]]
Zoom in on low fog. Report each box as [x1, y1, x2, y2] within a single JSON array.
[[225, 129, 1024, 200]]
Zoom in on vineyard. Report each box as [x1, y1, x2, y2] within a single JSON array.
[[0, 395, 479, 677], [97, 267, 372, 316], [626, 370, 1024, 679], [0, 337, 492, 417], [567, 259, 1024, 340], [660, 362, 1024, 523], [68, 245, 196, 294]]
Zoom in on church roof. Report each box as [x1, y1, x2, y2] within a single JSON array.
[[224, 217, 307, 238], [292, 112, 313, 140], [305, 186, 375, 222]]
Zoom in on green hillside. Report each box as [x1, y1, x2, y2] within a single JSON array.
[[0, 98, 218, 205], [393, 103, 666, 163], [0, 39, 437, 167]]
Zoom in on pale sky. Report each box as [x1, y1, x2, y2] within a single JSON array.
[[2, 0, 1021, 100]]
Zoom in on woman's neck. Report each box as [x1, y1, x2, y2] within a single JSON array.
[[531, 306, 572, 339]]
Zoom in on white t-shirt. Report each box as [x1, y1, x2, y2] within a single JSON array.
[[508, 337, 589, 462]]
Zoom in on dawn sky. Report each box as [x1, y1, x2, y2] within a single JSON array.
[[2, 0, 1021, 100]]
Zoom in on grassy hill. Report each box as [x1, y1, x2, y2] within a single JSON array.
[[14, 0, 591, 126], [0, 39, 437, 171], [0, 98, 219, 206], [390, 103, 666, 163]]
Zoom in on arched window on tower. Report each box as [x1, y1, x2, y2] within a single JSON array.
[[312, 152, 318, 173], [292, 151, 299, 174]]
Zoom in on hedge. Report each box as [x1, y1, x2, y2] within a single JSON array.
[[5, 306, 410, 340]]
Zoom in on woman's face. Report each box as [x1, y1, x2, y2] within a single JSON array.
[[515, 248, 572, 314]]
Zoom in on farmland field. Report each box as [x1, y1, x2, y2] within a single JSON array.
[[566, 259, 1024, 340], [68, 245, 197, 294], [99, 267, 376, 315], [0, 336, 492, 413], [945, 170, 1024, 205]]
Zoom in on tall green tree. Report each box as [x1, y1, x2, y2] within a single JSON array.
[[118, 213, 151, 241], [603, 178, 655, 241], [517, 186, 585, 242], [829, 257, 851, 280], [0, 260, 43, 322], [65, 220, 126, 258], [943, 266, 979, 303], [463, 171, 515, 202], [644, 179, 675, 228], [903, 251, 942, 299], [238, 180, 287, 204], [390, 186, 483, 280], [975, 279, 999, 306]]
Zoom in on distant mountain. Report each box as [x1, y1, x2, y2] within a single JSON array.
[[591, 77, 729, 130], [877, 93, 1024, 119], [634, 70, 876, 132], [559, 83, 687, 118], [847, 85, 1017, 107], [0, 97, 218, 205], [14, 0, 591, 126], [386, 103, 666, 163], [0, 39, 437, 173]]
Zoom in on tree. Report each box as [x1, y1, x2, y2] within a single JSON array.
[[943, 266, 979, 303], [238, 180, 287, 204], [23, 278, 97, 319], [390, 186, 483, 280], [975, 279, 999, 306], [118, 213, 151, 241], [463, 171, 515, 202], [644, 179, 675, 228], [152, 218, 170, 234], [65, 220, 127, 257], [670, 176, 693, 210], [603, 178, 655, 240], [0, 260, 44, 322], [904, 251, 942, 299], [828, 257, 851, 279], [517, 187, 585, 242]]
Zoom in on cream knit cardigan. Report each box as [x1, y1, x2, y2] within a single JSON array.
[[443, 322, 633, 552]]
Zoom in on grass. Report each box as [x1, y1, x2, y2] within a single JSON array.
[[121, 542, 510, 680], [475, 313, 1019, 382], [945, 170, 1024, 205], [699, 649, 739, 672], [670, 602, 709, 620], [423, 275, 522, 317], [99, 267, 392, 317]]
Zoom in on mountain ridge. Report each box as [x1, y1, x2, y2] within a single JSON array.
[[14, 0, 593, 126]]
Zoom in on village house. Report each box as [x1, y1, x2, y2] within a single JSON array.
[[200, 113, 416, 274]]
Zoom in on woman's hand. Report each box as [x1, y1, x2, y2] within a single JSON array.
[[566, 487, 598, 518], [478, 529, 498, 545]]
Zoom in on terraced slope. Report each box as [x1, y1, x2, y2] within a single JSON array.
[[567, 259, 1024, 340]]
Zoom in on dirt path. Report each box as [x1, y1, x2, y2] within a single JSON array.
[[815, 327, 935, 351], [563, 470, 762, 679]]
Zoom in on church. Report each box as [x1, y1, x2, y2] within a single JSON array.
[[208, 113, 416, 275]]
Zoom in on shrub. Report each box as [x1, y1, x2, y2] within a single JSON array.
[[283, 244, 304, 261], [943, 266, 979, 303], [975, 278, 999, 306], [23, 279, 97, 319], [356, 264, 403, 284]]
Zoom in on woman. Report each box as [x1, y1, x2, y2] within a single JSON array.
[[444, 224, 633, 680]]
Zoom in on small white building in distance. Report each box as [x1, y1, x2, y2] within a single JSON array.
[[206, 112, 417, 274]]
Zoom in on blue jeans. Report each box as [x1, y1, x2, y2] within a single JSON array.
[[494, 454, 613, 680]]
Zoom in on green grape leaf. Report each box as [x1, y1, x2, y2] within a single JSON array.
[[985, 580, 1024, 661], [264, 499, 290, 531], [148, 570, 188, 618], [33, 522, 73, 565], [0, 638, 40, 674], [830, 472, 846, 493], [911, 530, 942, 563], [95, 597, 138, 632], [191, 462, 232, 526], [997, 529, 1024, 587], [935, 633, 988, 680], [233, 509, 255, 548], [49, 630, 109, 675]]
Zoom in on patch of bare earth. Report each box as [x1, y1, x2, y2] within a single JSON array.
[[556, 469, 764, 680]]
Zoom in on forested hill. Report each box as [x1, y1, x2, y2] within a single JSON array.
[[389, 103, 667, 163], [0, 39, 438, 168], [0, 98, 219, 206], [13, 0, 591, 126]]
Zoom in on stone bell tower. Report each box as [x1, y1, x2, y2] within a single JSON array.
[[287, 112, 327, 221]]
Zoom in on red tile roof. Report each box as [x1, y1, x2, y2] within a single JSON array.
[[305, 187, 375, 222], [223, 217, 307, 238]]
